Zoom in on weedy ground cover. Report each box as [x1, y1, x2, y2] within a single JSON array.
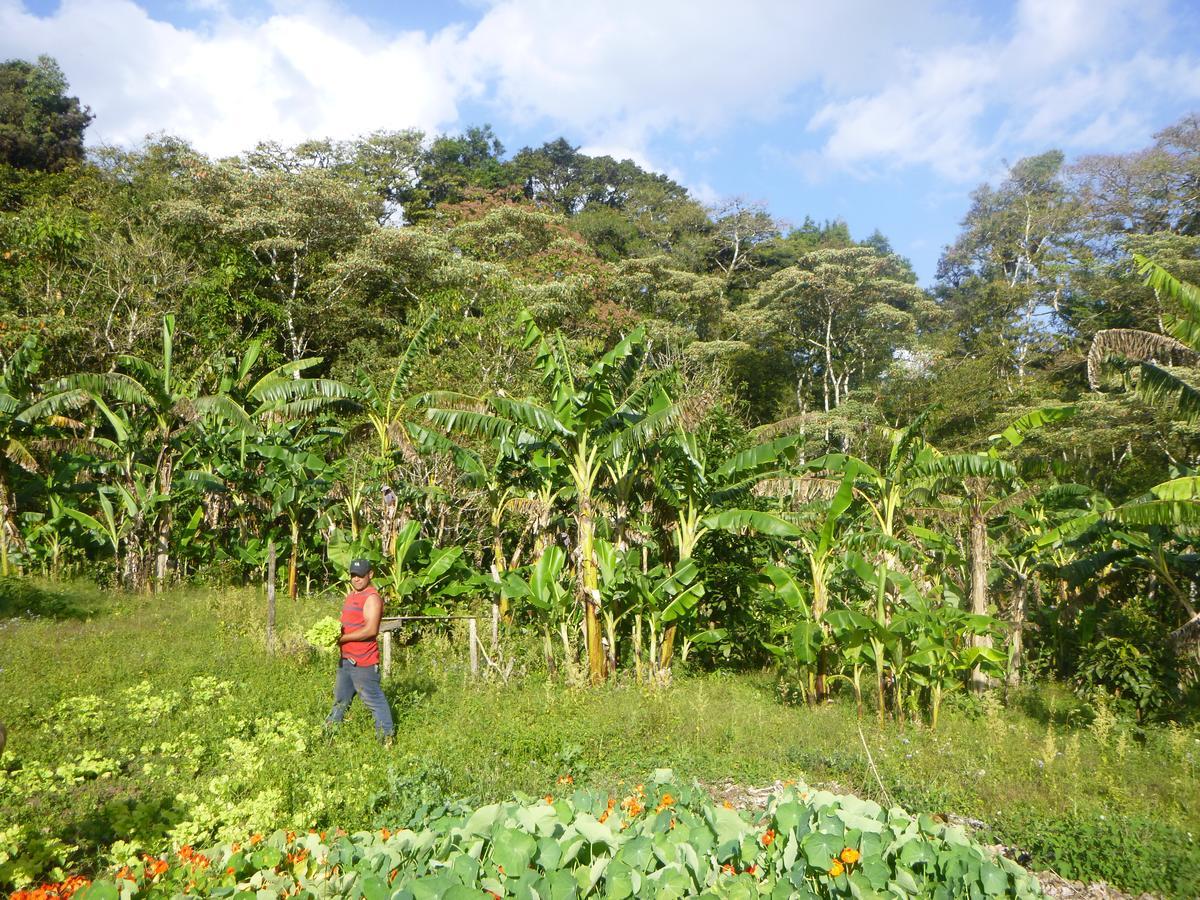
[[1, 584, 1197, 897]]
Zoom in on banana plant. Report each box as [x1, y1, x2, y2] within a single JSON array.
[[1038, 474, 1200, 647], [651, 428, 802, 667], [902, 604, 1006, 729], [704, 471, 854, 696], [250, 431, 340, 598], [1087, 255, 1200, 420], [500, 544, 579, 678], [427, 310, 682, 683]]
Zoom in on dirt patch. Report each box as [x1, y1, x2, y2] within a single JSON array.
[[698, 779, 1155, 900]]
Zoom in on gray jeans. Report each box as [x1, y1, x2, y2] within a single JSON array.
[[326, 660, 394, 737]]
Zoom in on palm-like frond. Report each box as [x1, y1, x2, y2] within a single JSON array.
[[193, 395, 256, 433], [489, 397, 572, 438], [910, 453, 1017, 484], [609, 391, 680, 457], [1136, 362, 1200, 424], [1136, 254, 1200, 343], [4, 437, 38, 473], [1087, 328, 1199, 390], [990, 405, 1076, 451], [388, 312, 439, 409], [703, 507, 803, 538], [425, 406, 522, 442], [714, 433, 802, 481], [1108, 498, 1200, 526]]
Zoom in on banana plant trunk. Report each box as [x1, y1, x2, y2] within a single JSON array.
[[968, 508, 992, 693], [154, 456, 175, 593], [288, 516, 299, 600], [0, 482, 10, 577], [660, 505, 701, 671], [1007, 576, 1028, 687], [578, 495, 605, 684]]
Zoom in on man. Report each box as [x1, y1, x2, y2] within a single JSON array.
[[325, 558, 394, 740]]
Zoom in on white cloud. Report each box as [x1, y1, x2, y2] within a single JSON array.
[[805, 0, 1198, 181], [0, 0, 470, 156], [0, 0, 1195, 184]]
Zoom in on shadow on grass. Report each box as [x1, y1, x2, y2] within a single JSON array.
[[0, 577, 106, 621]]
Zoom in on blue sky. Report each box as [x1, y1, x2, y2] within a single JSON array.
[[3, 0, 1200, 283]]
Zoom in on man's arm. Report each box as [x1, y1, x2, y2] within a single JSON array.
[[338, 593, 382, 644]]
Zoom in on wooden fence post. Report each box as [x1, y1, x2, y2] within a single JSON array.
[[382, 631, 392, 679], [468, 617, 479, 678], [266, 539, 276, 655]]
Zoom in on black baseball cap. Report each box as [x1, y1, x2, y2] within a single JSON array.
[[349, 559, 373, 576]]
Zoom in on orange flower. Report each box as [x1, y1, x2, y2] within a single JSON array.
[[840, 847, 861, 865], [761, 828, 776, 847], [606, 797, 616, 810], [655, 793, 675, 812], [147, 858, 169, 878], [828, 859, 845, 878], [286, 849, 308, 866], [115, 867, 134, 882], [286, 831, 297, 843], [745, 864, 758, 876], [250, 834, 264, 846], [722, 800, 733, 809], [598, 811, 609, 824], [544, 794, 554, 804], [381, 827, 391, 839], [178, 845, 194, 861], [231, 842, 241, 853], [320, 831, 326, 841], [226, 867, 236, 875], [556, 774, 574, 785], [721, 863, 736, 875]]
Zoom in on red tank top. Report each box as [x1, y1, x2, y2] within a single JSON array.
[[340, 587, 381, 665]]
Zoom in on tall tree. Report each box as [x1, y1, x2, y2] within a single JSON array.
[[0, 56, 92, 172]]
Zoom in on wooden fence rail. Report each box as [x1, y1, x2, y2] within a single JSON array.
[[378, 615, 480, 678]]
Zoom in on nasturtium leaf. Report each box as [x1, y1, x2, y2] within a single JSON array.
[[442, 887, 490, 900], [848, 869, 885, 900], [900, 838, 938, 870], [74, 884, 119, 900], [360, 874, 390, 900], [490, 826, 537, 874], [980, 863, 1009, 895], [892, 864, 921, 893], [542, 868, 577, 900], [616, 835, 653, 870], [463, 803, 502, 836], [536, 835, 562, 870], [773, 800, 803, 833], [604, 860, 634, 900], [802, 831, 843, 870], [860, 855, 892, 890], [573, 812, 615, 849]]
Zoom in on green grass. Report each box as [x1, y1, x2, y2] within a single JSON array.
[[1, 584, 1198, 896]]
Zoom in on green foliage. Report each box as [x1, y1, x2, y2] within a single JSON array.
[[2, 588, 1198, 896], [0, 55, 92, 172], [990, 811, 1200, 898], [73, 778, 1042, 899]]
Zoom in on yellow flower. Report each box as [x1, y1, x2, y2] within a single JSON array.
[[840, 847, 861, 865], [828, 859, 845, 878]]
